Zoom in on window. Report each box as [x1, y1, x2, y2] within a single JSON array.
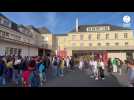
[[88, 34, 91, 40], [80, 43, 84, 47], [89, 43, 92, 47], [92, 27, 95, 31], [125, 42, 128, 46], [6, 32, 9, 38], [45, 37, 48, 41], [98, 43, 101, 46], [2, 32, 6, 37], [42, 36, 44, 39], [106, 43, 110, 46], [72, 35, 76, 40], [80, 34, 83, 40], [97, 33, 100, 40], [96, 27, 99, 30], [124, 33, 128, 38], [106, 33, 109, 40], [72, 43, 76, 47], [115, 33, 118, 39], [115, 42, 119, 46]]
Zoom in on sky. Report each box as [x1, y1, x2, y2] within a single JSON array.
[[1, 12, 134, 34]]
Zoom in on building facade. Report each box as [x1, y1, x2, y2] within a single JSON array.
[[56, 24, 134, 61], [0, 14, 51, 57], [1, 13, 134, 61]]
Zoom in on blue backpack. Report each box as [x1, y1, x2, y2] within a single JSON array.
[[29, 71, 40, 87], [5, 68, 12, 78]]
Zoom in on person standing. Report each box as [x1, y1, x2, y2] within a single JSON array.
[[5, 58, 13, 84], [66, 56, 70, 69], [79, 58, 84, 71], [59, 58, 65, 77], [107, 58, 112, 73], [89, 59, 94, 78], [99, 59, 105, 80], [116, 58, 123, 76], [93, 59, 98, 80], [70, 56, 74, 72], [52, 57, 58, 77], [0, 59, 5, 85], [38, 60, 46, 87], [112, 58, 118, 73], [127, 59, 134, 87]]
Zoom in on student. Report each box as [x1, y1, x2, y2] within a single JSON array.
[[59, 58, 65, 77], [70, 57, 74, 71], [89, 59, 94, 78], [22, 69, 32, 87], [99, 59, 105, 80], [93, 59, 98, 80], [127, 59, 134, 87], [79, 58, 84, 71], [5, 58, 13, 83], [52, 57, 58, 77], [29, 70, 40, 87], [66, 56, 70, 69], [0, 59, 4, 85], [112, 58, 118, 73], [38, 60, 46, 87]]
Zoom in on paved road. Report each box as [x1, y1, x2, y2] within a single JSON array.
[[45, 69, 129, 87], [0, 67, 129, 87]]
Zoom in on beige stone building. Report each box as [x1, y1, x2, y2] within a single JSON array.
[[56, 24, 134, 61], [0, 13, 51, 57], [1, 13, 134, 61]]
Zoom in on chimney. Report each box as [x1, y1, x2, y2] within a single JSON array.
[[76, 17, 78, 32]]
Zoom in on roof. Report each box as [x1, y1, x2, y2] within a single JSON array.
[[71, 24, 131, 32], [38, 27, 51, 34], [54, 34, 68, 36], [26, 25, 41, 33], [0, 13, 9, 20]]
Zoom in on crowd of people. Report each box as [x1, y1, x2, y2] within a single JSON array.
[[78, 57, 105, 80], [0, 54, 134, 87], [0, 55, 51, 87], [0, 55, 75, 87], [77, 55, 129, 80]]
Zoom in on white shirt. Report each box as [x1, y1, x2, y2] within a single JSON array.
[[79, 61, 83, 68], [93, 61, 97, 69], [14, 59, 21, 65], [66, 58, 70, 64], [100, 61, 105, 69], [89, 61, 93, 66]]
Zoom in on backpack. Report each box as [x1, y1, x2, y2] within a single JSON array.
[[0, 64, 4, 76], [5, 68, 12, 78], [29, 71, 40, 87], [53, 60, 57, 66]]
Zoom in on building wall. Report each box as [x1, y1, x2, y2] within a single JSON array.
[[41, 34, 53, 50], [56, 29, 134, 60], [0, 40, 38, 57]]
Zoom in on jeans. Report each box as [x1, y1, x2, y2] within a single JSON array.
[[60, 69, 64, 76], [57, 67, 61, 76], [52, 65, 57, 77], [12, 69, 17, 80], [0, 76, 3, 85], [0, 75, 6, 85]]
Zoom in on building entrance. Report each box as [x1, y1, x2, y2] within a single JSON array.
[[72, 50, 108, 64]]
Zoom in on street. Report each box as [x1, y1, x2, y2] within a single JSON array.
[[44, 68, 129, 87]]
